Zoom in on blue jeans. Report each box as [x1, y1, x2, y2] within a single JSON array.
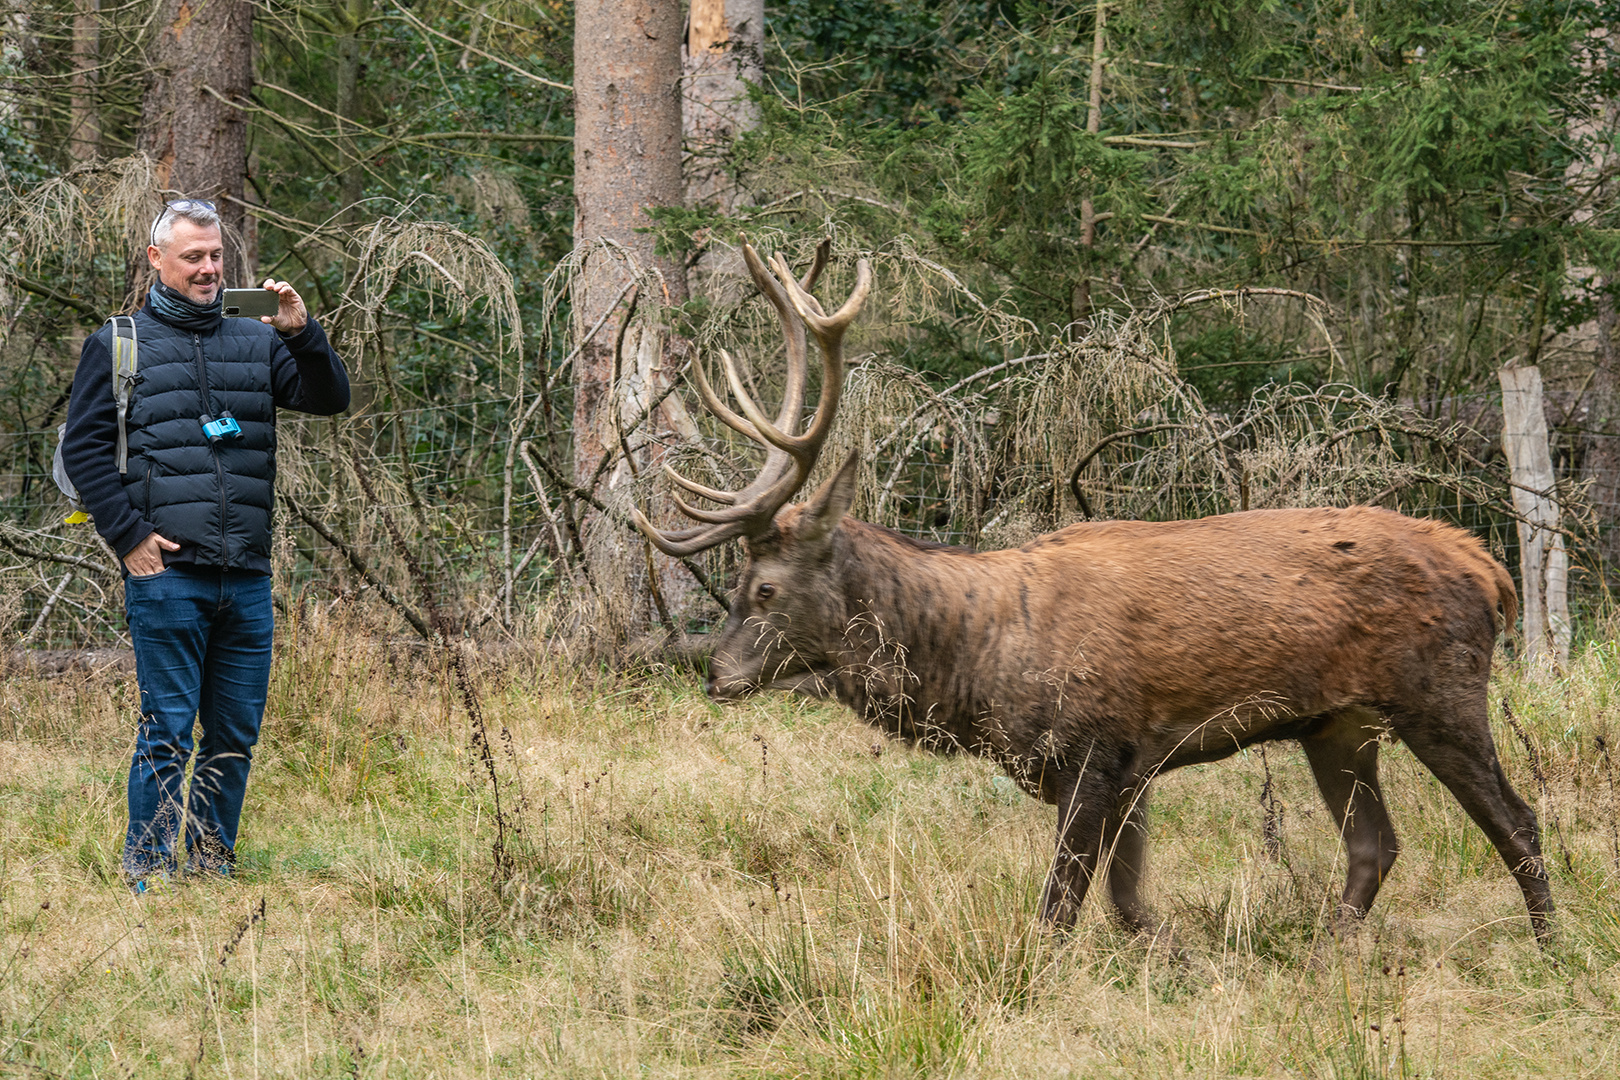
[[122, 565, 273, 879]]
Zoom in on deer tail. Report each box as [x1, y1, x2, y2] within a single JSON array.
[[1491, 558, 1519, 638]]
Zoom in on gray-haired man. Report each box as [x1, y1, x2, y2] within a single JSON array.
[[62, 199, 350, 888]]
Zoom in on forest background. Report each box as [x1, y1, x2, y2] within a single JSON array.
[[1, 0, 1618, 648]]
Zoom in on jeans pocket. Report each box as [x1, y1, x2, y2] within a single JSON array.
[[127, 567, 169, 581]]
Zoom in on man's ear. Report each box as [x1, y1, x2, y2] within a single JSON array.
[[798, 451, 859, 544]]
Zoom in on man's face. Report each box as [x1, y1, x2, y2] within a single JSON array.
[[147, 219, 224, 304]]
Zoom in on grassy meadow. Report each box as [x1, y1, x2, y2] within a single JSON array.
[[4, 608, 1620, 1078]]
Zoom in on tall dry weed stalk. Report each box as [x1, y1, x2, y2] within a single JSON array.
[[194, 897, 267, 1071], [349, 452, 529, 886], [1597, 730, 1620, 871]]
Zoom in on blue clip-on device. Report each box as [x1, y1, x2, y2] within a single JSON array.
[[200, 413, 242, 444]]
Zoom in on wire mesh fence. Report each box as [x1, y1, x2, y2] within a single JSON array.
[[4, 373, 1618, 650]]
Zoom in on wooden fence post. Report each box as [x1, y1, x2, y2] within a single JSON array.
[[1499, 364, 1571, 670]]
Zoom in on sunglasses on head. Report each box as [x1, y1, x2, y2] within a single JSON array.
[[150, 199, 219, 246]]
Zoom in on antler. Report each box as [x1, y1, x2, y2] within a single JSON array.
[[633, 238, 872, 557]]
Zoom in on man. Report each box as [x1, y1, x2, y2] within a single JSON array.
[[62, 199, 350, 889]]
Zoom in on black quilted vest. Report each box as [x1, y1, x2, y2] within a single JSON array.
[[117, 307, 279, 570]]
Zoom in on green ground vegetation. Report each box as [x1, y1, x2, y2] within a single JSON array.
[[4, 612, 1620, 1077]]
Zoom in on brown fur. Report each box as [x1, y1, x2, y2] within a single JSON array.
[[706, 457, 1553, 940]]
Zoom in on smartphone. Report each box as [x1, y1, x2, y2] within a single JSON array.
[[222, 288, 281, 319]]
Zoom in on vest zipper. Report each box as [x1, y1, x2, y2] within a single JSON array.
[[193, 332, 230, 563]]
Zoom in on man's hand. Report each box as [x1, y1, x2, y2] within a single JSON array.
[[259, 279, 309, 335], [124, 532, 181, 577]]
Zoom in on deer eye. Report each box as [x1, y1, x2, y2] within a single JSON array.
[[756, 582, 777, 602]]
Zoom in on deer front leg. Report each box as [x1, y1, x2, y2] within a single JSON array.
[[1301, 708, 1399, 927], [1107, 782, 1154, 932], [1041, 758, 1129, 926]]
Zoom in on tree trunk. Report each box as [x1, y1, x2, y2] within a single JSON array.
[[1071, 1, 1107, 334], [1500, 364, 1571, 672], [335, 0, 370, 216], [682, 0, 763, 295], [1589, 277, 1620, 575], [137, 0, 253, 292], [0, 4, 34, 321], [683, 0, 762, 210], [68, 0, 98, 165], [573, 0, 697, 636], [1574, 33, 1620, 579]]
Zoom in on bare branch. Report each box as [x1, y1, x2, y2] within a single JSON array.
[[389, 6, 573, 92], [0, 530, 120, 579], [279, 494, 433, 641]]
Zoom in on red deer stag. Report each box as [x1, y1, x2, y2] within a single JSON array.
[[634, 240, 1553, 942]]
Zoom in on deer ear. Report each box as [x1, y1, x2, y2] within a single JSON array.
[[798, 451, 859, 543]]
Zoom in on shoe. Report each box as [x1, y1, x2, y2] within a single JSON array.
[[185, 836, 236, 878], [127, 869, 172, 894]]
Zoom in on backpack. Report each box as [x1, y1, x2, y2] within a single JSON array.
[[53, 315, 139, 525]]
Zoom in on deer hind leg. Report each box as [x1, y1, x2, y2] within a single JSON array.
[[1394, 693, 1555, 942], [1301, 708, 1400, 925]]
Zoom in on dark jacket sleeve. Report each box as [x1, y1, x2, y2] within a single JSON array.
[[61, 328, 152, 558], [271, 317, 350, 415]]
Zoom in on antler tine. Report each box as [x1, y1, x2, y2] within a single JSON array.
[[740, 237, 810, 431], [652, 354, 769, 518], [673, 492, 771, 525], [632, 510, 752, 558], [672, 459, 817, 531], [670, 493, 745, 525], [770, 253, 826, 324], [664, 451, 797, 525], [716, 347, 820, 461], [800, 238, 831, 292], [662, 462, 736, 505], [636, 519, 719, 543], [717, 254, 871, 462], [775, 255, 873, 450], [636, 453, 800, 544], [655, 344, 791, 517], [688, 349, 763, 444], [780, 253, 872, 337]]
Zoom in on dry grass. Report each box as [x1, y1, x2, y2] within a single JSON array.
[[4, 614, 1620, 1078], [1, 154, 162, 277]]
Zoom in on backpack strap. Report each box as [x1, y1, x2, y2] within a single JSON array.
[[108, 315, 139, 475]]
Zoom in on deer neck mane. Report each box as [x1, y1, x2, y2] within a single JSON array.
[[829, 517, 975, 623], [822, 518, 987, 744]]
